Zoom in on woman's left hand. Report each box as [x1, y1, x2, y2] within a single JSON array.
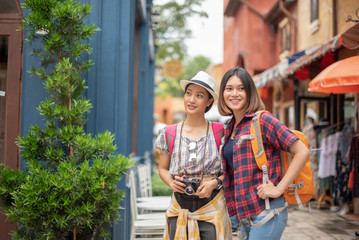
[[257, 181, 283, 199], [195, 180, 217, 198]]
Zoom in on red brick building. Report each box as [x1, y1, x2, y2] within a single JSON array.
[[223, 0, 297, 116]]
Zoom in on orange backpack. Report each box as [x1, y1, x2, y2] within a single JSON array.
[[250, 110, 314, 207]]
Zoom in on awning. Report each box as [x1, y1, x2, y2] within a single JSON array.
[[253, 60, 288, 88], [253, 23, 359, 88], [285, 35, 342, 77], [286, 23, 359, 78], [253, 50, 306, 88]]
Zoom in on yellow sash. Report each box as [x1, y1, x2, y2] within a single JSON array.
[[163, 190, 232, 240]]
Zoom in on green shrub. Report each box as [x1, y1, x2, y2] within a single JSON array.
[[0, 0, 132, 239], [151, 172, 172, 196]]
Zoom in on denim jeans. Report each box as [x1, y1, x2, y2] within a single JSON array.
[[230, 214, 240, 230], [240, 198, 288, 240]]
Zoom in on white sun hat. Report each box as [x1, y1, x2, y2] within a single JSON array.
[[180, 71, 218, 101]]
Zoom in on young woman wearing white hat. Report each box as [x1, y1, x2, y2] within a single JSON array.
[[154, 71, 232, 240]]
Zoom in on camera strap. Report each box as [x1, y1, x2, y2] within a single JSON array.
[[178, 120, 209, 182]]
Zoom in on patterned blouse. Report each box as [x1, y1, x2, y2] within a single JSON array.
[[154, 121, 223, 177]]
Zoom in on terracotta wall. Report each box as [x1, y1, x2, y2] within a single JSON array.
[[223, 0, 277, 76], [154, 96, 185, 125]]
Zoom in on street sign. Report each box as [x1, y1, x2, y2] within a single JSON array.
[[163, 59, 183, 78]]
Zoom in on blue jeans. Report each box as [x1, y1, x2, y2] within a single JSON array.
[[240, 198, 288, 240], [230, 215, 240, 230]]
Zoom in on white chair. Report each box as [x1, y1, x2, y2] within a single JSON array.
[[135, 163, 171, 211], [137, 163, 152, 197], [129, 169, 167, 218], [128, 169, 166, 240]]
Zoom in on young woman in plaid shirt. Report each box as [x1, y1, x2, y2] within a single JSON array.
[[218, 67, 310, 240], [155, 71, 232, 240]]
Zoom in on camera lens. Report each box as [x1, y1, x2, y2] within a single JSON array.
[[185, 185, 195, 195]]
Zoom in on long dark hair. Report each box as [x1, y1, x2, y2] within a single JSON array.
[[218, 67, 265, 116]]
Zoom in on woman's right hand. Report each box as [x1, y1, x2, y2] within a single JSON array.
[[170, 175, 186, 194]]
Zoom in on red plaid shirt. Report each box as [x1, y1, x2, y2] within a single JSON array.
[[222, 111, 298, 219]]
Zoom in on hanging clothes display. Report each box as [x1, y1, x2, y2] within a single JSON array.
[[316, 129, 334, 209], [318, 131, 340, 178], [349, 134, 359, 198], [332, 124, 355, 205]]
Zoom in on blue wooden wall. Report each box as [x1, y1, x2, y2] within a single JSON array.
[[20, 0, 155, 239]]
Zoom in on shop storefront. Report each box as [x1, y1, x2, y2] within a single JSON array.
[[255, 23, 359, 132], [255, 22, 359, 217], [286, 23, 359, 131]]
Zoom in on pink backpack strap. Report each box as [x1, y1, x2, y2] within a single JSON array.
[[211, 122, 224, 151], [165, 124, 178, 156]]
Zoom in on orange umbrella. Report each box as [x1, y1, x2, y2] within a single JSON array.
[[308, 56, 359, 93]]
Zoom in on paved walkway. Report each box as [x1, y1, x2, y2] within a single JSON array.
[[233, 204, 359, 240], [282, 207, 358, 240]]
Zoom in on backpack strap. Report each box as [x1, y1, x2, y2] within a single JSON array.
[[165, 124, 178, 156], [250, 110, 274, 211], [250, 110, 269, 170], [250, 201, 288, 227], [211, 122, 224, 151], [165, 122, 224, 156]]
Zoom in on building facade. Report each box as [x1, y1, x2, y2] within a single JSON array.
[[0, 0, 156, 239], [223, 0, 359, 216], [223, 0, 359, 129]]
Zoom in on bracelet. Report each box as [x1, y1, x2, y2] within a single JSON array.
[[212, 178, 223, 190]]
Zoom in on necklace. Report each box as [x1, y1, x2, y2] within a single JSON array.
[[178, 120, 209, 182]]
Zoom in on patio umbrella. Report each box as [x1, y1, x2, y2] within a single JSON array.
[[308, 55, 359, 94]]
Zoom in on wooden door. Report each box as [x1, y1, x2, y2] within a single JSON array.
[[0, 0, 23, 238]]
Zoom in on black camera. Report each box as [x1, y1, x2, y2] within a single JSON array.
[[182, 177, 201, 195]]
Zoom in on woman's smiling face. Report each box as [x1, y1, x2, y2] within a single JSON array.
[[223, 75, 247, 114]]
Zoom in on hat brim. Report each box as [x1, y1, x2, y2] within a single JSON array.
[[180, 80, 218, 101]]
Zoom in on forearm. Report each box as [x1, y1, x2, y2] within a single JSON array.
[[158, 167, 174, 188]]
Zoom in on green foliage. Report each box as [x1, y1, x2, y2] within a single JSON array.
[[153, 0, 207, 65], [155, 77, 183, 99], [180, 56, 211, 81], [0, 0, 132, 239], [1, 155, 129, 240], [155, 55, 211, 99], [151, 172, 172, 196], [153, 1, 211, 99]]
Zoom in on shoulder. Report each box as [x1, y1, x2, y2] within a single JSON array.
[[257, 111, 292, 136], [258, 111, 280, 126]]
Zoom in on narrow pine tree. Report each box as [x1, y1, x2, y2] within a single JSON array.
[[0, 0, 132, 239]]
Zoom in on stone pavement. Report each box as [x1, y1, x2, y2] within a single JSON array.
[[282, 207, 358, 240], [233, 203, 359, 240]]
